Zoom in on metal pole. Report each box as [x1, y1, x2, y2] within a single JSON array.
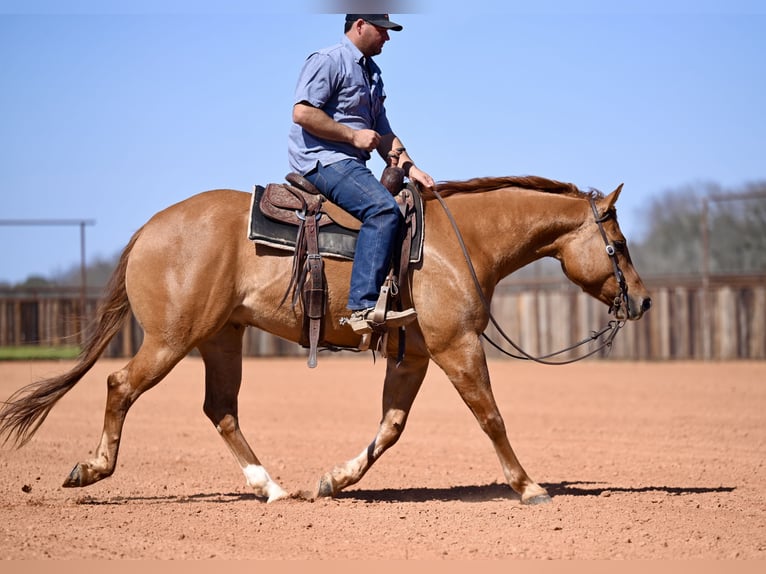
[[700, 198, 711, 360], [80, 220, 87, 341], [0, 219, 96, 344]]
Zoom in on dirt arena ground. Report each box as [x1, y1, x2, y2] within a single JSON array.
[[0, 356, 764, 560]]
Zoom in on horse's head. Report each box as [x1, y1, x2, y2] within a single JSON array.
[[557, 184, 651, 320]]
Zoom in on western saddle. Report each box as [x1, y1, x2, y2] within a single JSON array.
[[256, 164, 420, 368]]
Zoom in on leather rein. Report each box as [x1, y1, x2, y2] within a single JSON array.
[[429, 187, 630, 365]]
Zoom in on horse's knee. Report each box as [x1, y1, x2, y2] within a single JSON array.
[[202, 389, 239, 429], [203, 393, 238, 431], [210, 412, 238, 435], [478, 411, 507, 440]]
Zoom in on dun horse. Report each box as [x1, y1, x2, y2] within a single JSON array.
[[0, 175, 650, 504]]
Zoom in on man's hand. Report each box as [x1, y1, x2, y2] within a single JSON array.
[[407, 165, 435, 189], [351, 129, 381, 152], [294, 104, 381, 151]]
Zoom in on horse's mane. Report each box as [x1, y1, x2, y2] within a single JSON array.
[[423, 175, 602, 200]]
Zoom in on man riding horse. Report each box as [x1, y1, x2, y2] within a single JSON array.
[[288, 14, 435, 335]]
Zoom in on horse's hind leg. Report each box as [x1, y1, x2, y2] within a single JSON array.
[[317, 353, 429, 497], [197, 323, 288, 503], [63, 336, 185, 487], [432, 337, 551, 505]]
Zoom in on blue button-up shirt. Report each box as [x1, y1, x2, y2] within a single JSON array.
[[288, 36, 393, 175]]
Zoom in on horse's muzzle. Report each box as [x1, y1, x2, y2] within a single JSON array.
[[626, 295, 652, 320]]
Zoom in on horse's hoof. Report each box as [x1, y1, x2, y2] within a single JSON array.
[[265, 486, 290, 504], [63, 462, 104, 487], [62, 463, 86, 488], [316, 474, 336, 498], [523, 493, 552, 505]]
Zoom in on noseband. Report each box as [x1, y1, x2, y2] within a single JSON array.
[[430, 186, 627, 365], [589, 196, 631, 318]]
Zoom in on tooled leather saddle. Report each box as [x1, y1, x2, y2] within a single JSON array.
[[248, 171, 424, 368]]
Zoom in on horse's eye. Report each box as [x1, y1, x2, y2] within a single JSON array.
[[612, 240, 626, 253]]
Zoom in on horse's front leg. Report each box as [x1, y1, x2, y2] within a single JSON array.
[[316, 353, 429, 498], [432, 334, 551, 505]]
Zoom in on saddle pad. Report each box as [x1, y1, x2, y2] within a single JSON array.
[[248, 183, 424, 264]]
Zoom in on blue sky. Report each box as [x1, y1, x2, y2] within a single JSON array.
[[1, 0, 764, 284]]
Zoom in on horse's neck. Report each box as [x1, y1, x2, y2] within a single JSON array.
[[448, 189, 587, 278]]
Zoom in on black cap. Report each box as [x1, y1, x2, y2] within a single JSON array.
[[346, 14, 403, 31]]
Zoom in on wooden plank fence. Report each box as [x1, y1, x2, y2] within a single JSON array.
[[2, 274, 764, 361], [484, 275, 765, 361]]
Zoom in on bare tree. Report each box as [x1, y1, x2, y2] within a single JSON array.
[[632, 181, 766, 276]]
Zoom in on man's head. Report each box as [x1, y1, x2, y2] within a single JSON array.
[[345, 14, 402, 57], [344, 14, 403, 32]]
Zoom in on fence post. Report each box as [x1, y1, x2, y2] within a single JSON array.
[[752, 287, 766, 359]]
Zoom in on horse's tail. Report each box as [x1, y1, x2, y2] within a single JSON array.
[[0, 227, 143, 448]]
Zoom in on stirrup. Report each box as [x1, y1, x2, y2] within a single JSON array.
[[342, 307, 417, 335]]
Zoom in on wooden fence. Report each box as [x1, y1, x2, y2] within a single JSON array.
[[483, 274, 765, 361], [1, 274, 764, 361]]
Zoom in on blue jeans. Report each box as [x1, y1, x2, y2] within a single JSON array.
[[305, 159, 403, 310]]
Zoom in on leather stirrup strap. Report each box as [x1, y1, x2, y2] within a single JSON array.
[[398, 202, 414, 309], [371, 271, 393, 325], [302, 212, 324, 368]]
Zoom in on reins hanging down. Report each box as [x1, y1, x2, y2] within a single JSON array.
[[428, 187, 626, 366]]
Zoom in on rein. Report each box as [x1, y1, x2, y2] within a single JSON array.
[[428, 187, 627, 365]]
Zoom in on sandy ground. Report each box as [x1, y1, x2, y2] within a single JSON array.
[[0, 356, 764, 560]]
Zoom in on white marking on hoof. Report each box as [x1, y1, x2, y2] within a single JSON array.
[[242, 464, 289, 503]]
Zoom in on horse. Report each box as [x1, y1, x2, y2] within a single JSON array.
[[0, 175, 651, 505]]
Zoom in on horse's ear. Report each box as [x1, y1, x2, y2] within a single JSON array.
[[605, 183, 624, 211]]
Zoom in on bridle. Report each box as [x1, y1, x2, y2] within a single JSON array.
[[429, 187, 629, 365], [590, 196, 631, 319]]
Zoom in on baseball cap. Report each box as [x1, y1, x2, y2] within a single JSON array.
[[345, 14, 403, 31]]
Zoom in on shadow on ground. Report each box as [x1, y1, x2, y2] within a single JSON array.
[[71, 481, 735, 505]]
